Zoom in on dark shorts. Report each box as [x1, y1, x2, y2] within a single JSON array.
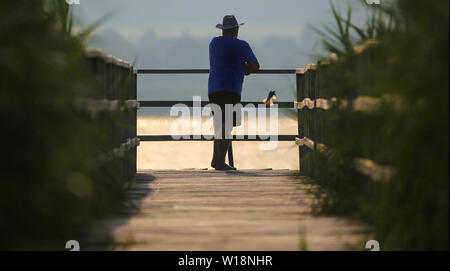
[[208, 90, 241, 127]]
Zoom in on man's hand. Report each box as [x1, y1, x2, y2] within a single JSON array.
[[245, 62, 250, 75], [245, 61, 260, 76]]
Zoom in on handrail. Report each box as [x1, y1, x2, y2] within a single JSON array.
[[136, 67, 300, 168], [84, 48, 138, 182], [85, 48, 316, 171], [137, 69, 296, 74], [138, 135, 297, 142], [138, 100, 294, 108]]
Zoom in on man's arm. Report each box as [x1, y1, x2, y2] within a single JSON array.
[[245, 61, 260, 75]]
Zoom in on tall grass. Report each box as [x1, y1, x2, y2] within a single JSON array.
[[0, 1, 127, 249], [305, 0, 448, 250]]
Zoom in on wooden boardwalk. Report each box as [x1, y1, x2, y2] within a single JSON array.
[[88, 170, 367, 250]]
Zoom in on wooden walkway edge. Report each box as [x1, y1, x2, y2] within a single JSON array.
[[88, 170, 367, 250]]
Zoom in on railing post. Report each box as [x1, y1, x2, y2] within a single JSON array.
[[133, 68, 137, 175], [315, 65, 323, 151], [296, 64, 316, 174], [120, 64, 126, 184], [309, 65, 317, 176], [296, 69, 305, 172]]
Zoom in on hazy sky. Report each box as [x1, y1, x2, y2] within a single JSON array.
[[72, 0, 369, 44], [71, 0, 375, 102]]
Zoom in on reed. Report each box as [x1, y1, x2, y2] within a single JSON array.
[[304, 0, 449, 250], [0, 1, 128, 249]]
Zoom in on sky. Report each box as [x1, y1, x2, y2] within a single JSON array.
[[72, 0, 369, 43], [71, 0, 373, 103]]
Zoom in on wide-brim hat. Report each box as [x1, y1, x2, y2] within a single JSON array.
[[216, 15, 244, 30]]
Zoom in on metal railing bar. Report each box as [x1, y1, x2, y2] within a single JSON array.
[[137, 69, 296, 74], [138, 101, 295, 108], [138, 135, 297, 141]]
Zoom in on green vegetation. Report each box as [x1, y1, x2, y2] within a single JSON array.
[[0, 1, 128, 249], [302, 0, 448, 250]]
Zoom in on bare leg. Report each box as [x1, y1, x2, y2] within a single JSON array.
[[211, 139, 219, 168], [211, 120, 236, 170], [213, 139, 235, 170]]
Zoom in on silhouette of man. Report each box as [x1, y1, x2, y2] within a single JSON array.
[[208, 15, 260, 170]]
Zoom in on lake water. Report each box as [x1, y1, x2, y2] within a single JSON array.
[[137, 115, 299, 170]]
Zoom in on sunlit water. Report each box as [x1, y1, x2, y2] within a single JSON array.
[[137, 115, 299, 170]]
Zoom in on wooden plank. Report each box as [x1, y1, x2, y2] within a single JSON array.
[[86, 170, 366, 250]]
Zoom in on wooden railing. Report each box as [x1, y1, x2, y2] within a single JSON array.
[[136, 69, 300, 169], [295, 64, 319, 173], [83, 49, 139, 182], [294, 63, 394, 180], [81, 48, 332, 172]]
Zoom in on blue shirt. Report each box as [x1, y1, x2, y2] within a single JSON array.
[[208, 36, 258, 96]]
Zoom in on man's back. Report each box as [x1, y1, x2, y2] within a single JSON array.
[[208, 36, 257, 96]]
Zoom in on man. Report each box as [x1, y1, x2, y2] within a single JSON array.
[[208, 15, 260, 170]]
